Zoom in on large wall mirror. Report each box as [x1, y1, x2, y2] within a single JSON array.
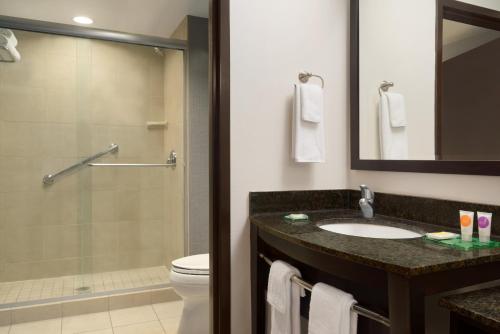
[[351, 0, 500, 175]]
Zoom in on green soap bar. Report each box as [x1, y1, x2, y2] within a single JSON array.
[[425, 236, 500, 251]]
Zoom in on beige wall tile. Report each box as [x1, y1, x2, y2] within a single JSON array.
[[150, 288, 181, 304], [62, 298, 109, 317], [2, 225, 43, 263], [0, 122, 44, 157], [109, 291, 151, 310], [0, 85, 46, 122], [0, 309, 11, 327], [11, 303, 61, 324], [43, 225, 85, 259]]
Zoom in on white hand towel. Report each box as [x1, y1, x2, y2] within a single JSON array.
[[385, 92, 407, 128], [292, 84, 325, 163], [308, 283, 357, 334], [267, 260, 305, 334], [300, 84, 323, 123], [379, 93, 408, 160]]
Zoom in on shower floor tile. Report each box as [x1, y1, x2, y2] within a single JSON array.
[[0, 266, 169, 305]]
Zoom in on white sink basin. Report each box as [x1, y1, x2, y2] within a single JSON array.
[[318, 223, 422, 239]]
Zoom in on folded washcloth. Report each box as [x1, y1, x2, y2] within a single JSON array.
[[308, 283, 357, 334], [300, 83, 324, 123], [385, 92, 407, 128], [267, 260, 305, 334]]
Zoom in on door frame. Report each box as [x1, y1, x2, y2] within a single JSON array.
[[209, 0, 231, 333]]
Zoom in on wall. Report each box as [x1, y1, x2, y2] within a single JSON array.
[[185, 16, 210, 255], [0, 0, 208, 38], [359, 0, 436, 160], [0, 30, 180, 281], [163, 19, 187, 267], [230, 0, 349, 332]]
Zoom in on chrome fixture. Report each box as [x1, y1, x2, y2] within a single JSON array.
[[359, 184, 374, 219], [298, 71, 325, 88], [378, 80, 394, 96], [43, 143, 119, 185], [259, 253, 391, 328], [89, 150, 177, 168]]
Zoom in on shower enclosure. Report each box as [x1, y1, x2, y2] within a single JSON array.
[[0, 21, 187, 308]]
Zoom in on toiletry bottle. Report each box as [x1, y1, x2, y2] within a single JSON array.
[[477, 212, 492, 243], [459, 210, 474, 242]]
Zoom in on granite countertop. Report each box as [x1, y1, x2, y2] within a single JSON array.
[[440, 287, 500, 331], [250, 209, 500, 277]]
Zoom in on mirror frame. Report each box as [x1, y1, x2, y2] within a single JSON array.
[[350, 0, 500, 176]]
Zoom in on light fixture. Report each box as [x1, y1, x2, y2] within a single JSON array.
[[72, 16, 93, 25]]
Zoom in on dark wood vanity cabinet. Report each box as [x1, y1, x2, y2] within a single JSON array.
[[251, 221, 500, 334]]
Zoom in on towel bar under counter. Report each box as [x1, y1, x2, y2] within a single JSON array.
[[259, 253, 391, 328]]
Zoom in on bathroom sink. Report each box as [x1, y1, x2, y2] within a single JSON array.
[[318, 223, 422, 239]]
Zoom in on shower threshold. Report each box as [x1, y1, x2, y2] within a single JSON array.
[[0, 266, 170, 309]]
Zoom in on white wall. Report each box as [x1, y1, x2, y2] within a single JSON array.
[[230, 0, 349, 332], [359, 0, 436, 160], [0, 0, 208, 38]]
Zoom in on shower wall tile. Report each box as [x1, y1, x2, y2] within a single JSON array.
[[0, 85, 46, 122]]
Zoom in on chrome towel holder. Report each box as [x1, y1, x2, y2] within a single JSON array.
[[378, 80, 394, 96], [259, 253, 391, 328], [298, 71, 325, 88]]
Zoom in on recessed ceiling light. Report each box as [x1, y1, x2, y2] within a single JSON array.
[[73, 16, 93, 25]]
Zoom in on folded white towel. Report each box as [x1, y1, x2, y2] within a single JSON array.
[[292, 84, 325, 163], [300, 84, 323, 123], [379, 93, 408, 159], [308, 283, 357, 334], [267, 260, 305, 334], [385, 92, 407, 128]]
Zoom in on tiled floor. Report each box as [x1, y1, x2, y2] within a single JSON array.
[[0, 267, 169, 305], [0, 300, 183, 334]]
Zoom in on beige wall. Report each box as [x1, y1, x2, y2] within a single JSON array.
[[0, 30, 184, 282], [230, 0, 349, 332]]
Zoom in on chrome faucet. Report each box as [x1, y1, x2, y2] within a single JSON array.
[[359, 185, 374, 219]]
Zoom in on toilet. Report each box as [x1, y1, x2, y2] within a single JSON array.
[[170, 253, 210, 334]]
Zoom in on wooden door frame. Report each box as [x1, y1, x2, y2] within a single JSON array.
[[209, 0, 231, 333]]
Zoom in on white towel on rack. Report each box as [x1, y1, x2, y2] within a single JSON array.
[[308, 283, 357, 334], [385, 92, 407, 128], [267, 260, 305, 334], [300, 84, 323, 123], [379, 93, 408, 159], [292, 84, 325, 163]]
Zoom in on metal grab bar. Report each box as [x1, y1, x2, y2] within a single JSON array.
[[89, 150, 177, 168], [43, 143, 119, 185], [259, 254, 391, 328]]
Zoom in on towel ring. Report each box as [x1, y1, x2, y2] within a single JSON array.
[[298, 72, 325, 88], [378, 81, 394, 96]]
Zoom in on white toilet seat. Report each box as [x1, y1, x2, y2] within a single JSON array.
[[172, 253, 209, 275], [170, 269, 209, 286]]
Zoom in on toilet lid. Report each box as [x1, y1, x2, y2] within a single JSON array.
[[172, 253, 209, 275]]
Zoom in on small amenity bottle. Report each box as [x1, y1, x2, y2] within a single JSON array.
[[477, 212, 492, 243], [459, 210, 474, 242]]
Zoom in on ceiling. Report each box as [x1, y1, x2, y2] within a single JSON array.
[[0, 0, 208, 38]]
